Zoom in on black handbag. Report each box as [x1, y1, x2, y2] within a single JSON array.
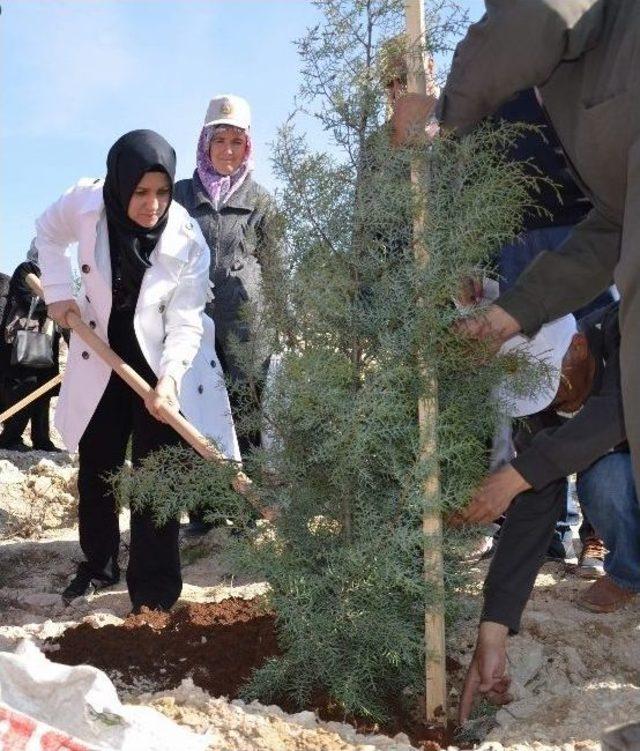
[[9, 297, 55, 369]]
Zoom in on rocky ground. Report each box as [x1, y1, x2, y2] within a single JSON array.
[[1, 429, 639, 751]]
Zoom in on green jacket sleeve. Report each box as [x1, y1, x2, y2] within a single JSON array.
[[437, 0, 604, 134], [497, 207, 621, 335]]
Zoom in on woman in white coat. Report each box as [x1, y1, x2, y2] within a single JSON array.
[[37, 129, 240, 611]]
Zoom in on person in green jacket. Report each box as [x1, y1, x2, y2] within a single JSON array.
[[392, 0, 640, 501]]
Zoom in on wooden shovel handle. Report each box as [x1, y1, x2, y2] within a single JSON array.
[[67, 312, 226, 462]]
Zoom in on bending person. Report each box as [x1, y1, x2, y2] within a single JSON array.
[[455, 303, 640, 722], [37, 129, 240, 611]]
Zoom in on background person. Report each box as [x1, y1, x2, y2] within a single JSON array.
[[480, 88, 615, 562], [456, 303, 639, 722], [37, 129, 240, 611], [392, 0, 640, 495], [174, 95, 281, 533], [0, 258, 61, 452]]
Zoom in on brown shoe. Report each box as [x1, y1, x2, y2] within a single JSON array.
[[576, 537, 606, 579], [576, 575, 637, 613]]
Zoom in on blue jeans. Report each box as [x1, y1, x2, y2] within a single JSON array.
[[498, 225, 615, 320], [577, 451, 640, 592]]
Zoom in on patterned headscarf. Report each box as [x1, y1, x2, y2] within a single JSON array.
[[196, 124, 254, 209]]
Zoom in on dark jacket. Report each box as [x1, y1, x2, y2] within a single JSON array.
[[0, 261, 60, 386], [437, 0, 640, 334], [174, 172, 279, 380], [482, 303, 624, 632], [495, 89, 591, 232]]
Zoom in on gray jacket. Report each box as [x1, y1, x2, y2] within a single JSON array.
[[437, 0, 640, 334], [174, 172, 278, 379]]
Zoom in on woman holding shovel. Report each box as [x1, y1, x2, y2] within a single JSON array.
[[36, 129, 240, 611]]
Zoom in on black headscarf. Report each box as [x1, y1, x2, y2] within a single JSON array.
[[103, 129, 177, 309]]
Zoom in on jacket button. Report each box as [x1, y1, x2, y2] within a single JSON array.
[[210, 360, 216, 368], [89, 321, 96, 329], [185, 221, 193, 230], [197, 385, 204, 394], [231, 260, 244, 272], [182, 359, 189, 366], [81, 351, 90, 360], [158, 303, 166, 313], [81, 264, 90, 273]]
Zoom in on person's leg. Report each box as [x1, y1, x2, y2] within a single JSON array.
[[75, 373, 131, 583], [127, 376, 184, 612], [576, 452, 640, 593], [30, 394, 56, 450], [0, 378, 32, 448]]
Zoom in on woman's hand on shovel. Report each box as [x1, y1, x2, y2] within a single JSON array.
[[145, 375, 179, 422], [48, 299, 82, 329]]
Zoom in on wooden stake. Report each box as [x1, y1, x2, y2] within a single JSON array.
[[403, 0, 448, 722]]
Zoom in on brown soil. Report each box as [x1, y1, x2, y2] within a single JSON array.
[[48, 598, 469, 750]]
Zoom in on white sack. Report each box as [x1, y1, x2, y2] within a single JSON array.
[[0, 640, 210, 751]]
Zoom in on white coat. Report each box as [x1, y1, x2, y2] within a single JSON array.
[[36, 178, 241, 460]]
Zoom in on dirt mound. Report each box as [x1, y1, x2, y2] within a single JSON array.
[[48, 598, 468, 750], [48, 598, 278, 697]]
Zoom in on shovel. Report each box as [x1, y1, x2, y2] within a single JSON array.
[[65, 311, 267, 515]]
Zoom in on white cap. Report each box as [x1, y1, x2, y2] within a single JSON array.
[[496, 314, 578, 417], [203, 94, 251, 130]]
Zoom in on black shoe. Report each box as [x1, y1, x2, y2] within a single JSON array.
[[62, 562, 120, 605], [32, 440, 62, 452], [0, 439, 30, 452]]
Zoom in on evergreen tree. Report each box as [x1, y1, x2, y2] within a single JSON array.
[[114, 0, 546, 721], [229, 0, 542, 719]]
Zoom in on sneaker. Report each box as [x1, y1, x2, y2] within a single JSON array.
[[62, 562, 120, 605], [546, 533, 575, 562], [477, 535, 498, 560], [576, 538, 606, 579]]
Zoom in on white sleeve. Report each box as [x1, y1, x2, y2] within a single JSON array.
[[35, 181, 87, 304]]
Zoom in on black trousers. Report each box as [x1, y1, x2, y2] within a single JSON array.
[[77, 311, 183, 610], [0, 377, 51, 447]]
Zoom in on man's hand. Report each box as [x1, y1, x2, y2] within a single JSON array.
[[456, 304, 521, 353], [390, 92, 439, 147], [459, 621, 511, 724], [454, 465, 531, 525], [145, 375, 179, 423], [47, 299, 82, 329]]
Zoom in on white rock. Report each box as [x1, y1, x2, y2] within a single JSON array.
[[289, 710, 317, 728]]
